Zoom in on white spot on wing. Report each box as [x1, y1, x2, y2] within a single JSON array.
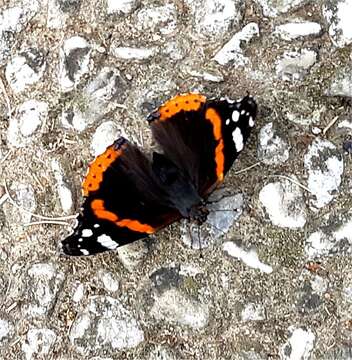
[[249, 116, 255, 127], [232, 127, 244, 151], [226, 119, 230, 125], [81, 249, 89, 255], [241, 110, 245, 115], [94, 224, 100, 228], [232, 110, 240, 122], [97, 234, 118, 250], [82, 229, 93, 237]]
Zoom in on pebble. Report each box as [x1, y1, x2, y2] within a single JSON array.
[[7, 100, 48, 148], [136, 4, 177, 35], [326, 66, 352, 97], [213, 22, 259, 66], [241, 303, 265, 321], [90, 121, 126, 156], [323, 0, 352, 47], [304, 138, 343, 209], [5, 48, 46, 93], [69, 296, 144, 354], [106, 0, 139, 15], [305, 218, 352, 259], [274, 21, 321, 40], [98, 270, 119, 292], [185, 0, 243, 40], [21, 328, 56, 360], [255, 0, 306, 17], [257, 122, 290, 165], [259, 176, 307, 229], [0, 318, 14, 346], [223, 241, 273, 273], [276, 49, 317, 81], [111, 46, 156, 60], [51, 159, 73, 213], [24, 263, 65, 317], [280, 327, 315, 360], [58, 36, 91, 92]]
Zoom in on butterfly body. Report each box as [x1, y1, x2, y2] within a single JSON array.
[[61, 93, 257, 256]]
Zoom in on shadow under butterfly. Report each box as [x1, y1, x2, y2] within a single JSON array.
[[60, 93, 257, 256]]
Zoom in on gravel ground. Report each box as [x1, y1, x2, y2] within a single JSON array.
[[1, 0, 352, 359]]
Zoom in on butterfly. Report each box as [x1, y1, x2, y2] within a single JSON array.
[[61, 93, 257, 256]]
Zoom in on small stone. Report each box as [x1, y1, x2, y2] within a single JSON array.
[[255, 0, 306, 17], [21, 328, 56, 360], [185, 0, 243, 40], [5, 48, 46, 93], [0, 5, 39, 65], [257, 122, 290, 165], [111, 46, 156, 60], [69, 296, 144, 354], [51, 159, 73, 213], [186, 69, 224, 83], [72, 282, 85, 303], [98, 270, 119, 292], [90, 121, 126, 157], [106, 0, 139, 14], [326, 66, 352, 97], [47, 0, 81, 28], [58, 36, 91, 92], [338, 119, 352, 131], [241, 303, 265, 321], [305, 218, 352, 259], [276, 49, 317, 81], [11, 183, 36, 223], [118, 240, 149, 271], [223, 241, 273, 273], [280, 327, 315, 360], [274, 21, 321, 40], [7, 100, 48, 148], [136, 4, 177, 35], [61, 68, 127, 131], [0, 318, 14, 346], [151, 288, 209, 329], [304, 138, 344, 209], [259, 176, 307, 229], [323, 0, 352, 47], [311, 126, 321, 135], [24, 263, 65, 317], [213, 22, 259, 66]]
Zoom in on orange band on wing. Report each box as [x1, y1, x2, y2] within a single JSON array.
[[83, 146, 121, 196], [158, 93, 206, 121], [205, 108, 224, 182], [91, 199, 155, 234]]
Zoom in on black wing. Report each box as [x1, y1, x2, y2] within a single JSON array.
[[61, 137, 181, 256], [147, 93, 257, 196]]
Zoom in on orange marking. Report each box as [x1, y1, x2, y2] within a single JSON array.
[[205, 108, 224, 181], [82, 146, 121, 196], [158, 93, 206, 121], [90, 199, 155, 234]]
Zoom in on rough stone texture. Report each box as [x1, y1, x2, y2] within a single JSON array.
[[304, 138, 343, 209], [259, 176, 307, 229], [69, 295, 144, 355], [257, 122, 290, 164], [1, 0, 352, 358]]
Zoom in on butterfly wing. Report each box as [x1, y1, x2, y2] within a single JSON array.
[[61, 137, 181, 256], [148, 93, 257, 196]]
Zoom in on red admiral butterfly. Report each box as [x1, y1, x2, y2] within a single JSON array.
[[61, 93, 257, 256]]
